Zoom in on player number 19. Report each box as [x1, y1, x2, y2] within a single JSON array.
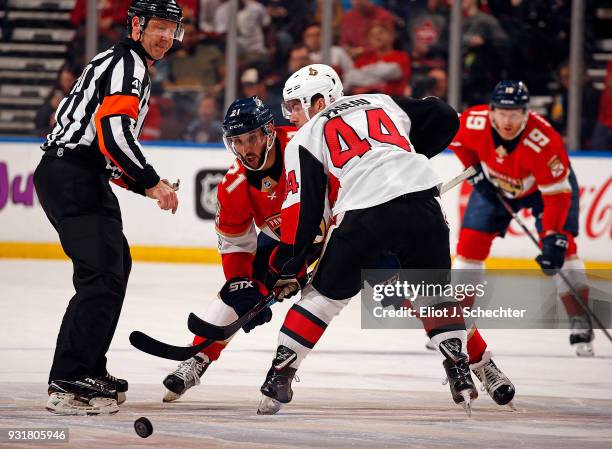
[[523, 128, 550, 153]]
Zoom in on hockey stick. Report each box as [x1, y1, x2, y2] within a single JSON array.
[[494, 192, 612, 343], [129, 330, 215, 361], [187, 166, 478, 341], [440, 165, 477, 194], [188, 294, 277, 341]]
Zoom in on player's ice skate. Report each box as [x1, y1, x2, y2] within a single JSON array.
[[570, 316, 595, 357], [470, 351, 516, 410], [439, 338, 478, 416], [163, 355, 210, 402], [257, 345, 299, 415], [46, 378, 119, 415]]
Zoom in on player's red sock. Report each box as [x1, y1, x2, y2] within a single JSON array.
[[467, 328, 487, 364], [560, 287, 589, 317], [192, 335, 227, 361]]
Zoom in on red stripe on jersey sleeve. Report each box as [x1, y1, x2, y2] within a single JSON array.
[[282, 308, 326, 345], [280, 202, 300, 245]]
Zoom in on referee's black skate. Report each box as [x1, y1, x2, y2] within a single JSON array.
[[163, 355, 210, 402], [439, 338, 478, 416], [103, 372, 128, 405], [257, 345, 298, 415], [470, 351, 515, 409], [47, 377, 118, 415]]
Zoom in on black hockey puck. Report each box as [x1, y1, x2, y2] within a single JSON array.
[[134, 417, 153, 438]]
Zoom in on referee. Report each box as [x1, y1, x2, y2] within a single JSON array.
[[34, 0, 183, 415]]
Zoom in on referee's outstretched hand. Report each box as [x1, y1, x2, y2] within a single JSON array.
[[146, 180, 179, 214]]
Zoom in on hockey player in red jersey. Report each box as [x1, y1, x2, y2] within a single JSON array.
[[257, 64, 479, 415], [162, 97, 304, 401], [450, 81, 594, 382]]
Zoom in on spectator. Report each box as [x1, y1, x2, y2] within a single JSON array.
[[344, 22, 410, 97], [412, 67, 448, 100], [288, 44, 313, 74], [406, 0, 448, 71], [340, 0, 396, 59], [263, 44, 312, 124], [592, 60, 612, 150], [240, 67, 286, 124], [548, 60, 599, 148], [303, 23, 354, 77], [68, 0, 122, 69], [140, 96, 162, 141], [35, 66, 78, 137], [237, 0, 271, 65], [184, 96, 224, 143], [263, 0, 311, 60], [199, 0, 222, 33], [70, 0, 130, 34], [312, 0, 344, 40], [163, 20, 224, 91], [461, 0, 510, 105]]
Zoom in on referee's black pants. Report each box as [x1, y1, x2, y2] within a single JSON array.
[[34, 155, 132, 383]]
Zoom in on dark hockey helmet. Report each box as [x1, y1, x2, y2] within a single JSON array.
[[128, 0, 184, 41], [223, 96, 276, 171], [490, 80, 530, 109]]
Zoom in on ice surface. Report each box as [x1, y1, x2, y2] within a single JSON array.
[[1, 260, 611, 448]]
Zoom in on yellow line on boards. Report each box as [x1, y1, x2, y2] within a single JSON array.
[[0, 242, 220, 264], [0, 242, 611, 269]]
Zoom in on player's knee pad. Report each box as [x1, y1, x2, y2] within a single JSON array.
[[297, 284, 350, 324], [456, 228, 496, 261], [201, 296, 240, 326]]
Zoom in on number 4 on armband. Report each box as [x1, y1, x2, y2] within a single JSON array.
[[286, 170, 300, 196]]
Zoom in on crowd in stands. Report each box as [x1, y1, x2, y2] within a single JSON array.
[[34, 0, 611, 150]]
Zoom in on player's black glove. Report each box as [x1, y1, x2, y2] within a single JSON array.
[[468, 165, 498, 202], [219, 277, 272, 333], [266, 245, 309, 301], [536, 233, 568, 276]]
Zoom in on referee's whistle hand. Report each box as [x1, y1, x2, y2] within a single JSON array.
[[146, 180, 179, 214]]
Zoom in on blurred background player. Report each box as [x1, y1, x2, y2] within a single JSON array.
[[258, 64, 478, 416], [450, 81, 594, 368], [162, 97, 325, 402]]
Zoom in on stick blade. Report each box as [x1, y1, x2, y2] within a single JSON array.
[[129, 330, 201, 361], [187, 313, 234, 341]]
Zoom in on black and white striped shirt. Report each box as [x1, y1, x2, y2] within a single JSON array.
[[42, 37, 159, 192]]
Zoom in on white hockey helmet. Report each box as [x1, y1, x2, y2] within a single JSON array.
[[281, 64, 344, 120]]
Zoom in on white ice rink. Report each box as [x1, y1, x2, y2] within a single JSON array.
[[1, 259, 611, 449]]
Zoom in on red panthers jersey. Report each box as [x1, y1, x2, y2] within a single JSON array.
[[451, 105, 572, 234], [215, 126, 296, 280]]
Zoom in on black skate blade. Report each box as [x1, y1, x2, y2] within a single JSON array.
[[129, 331, 213, 361]]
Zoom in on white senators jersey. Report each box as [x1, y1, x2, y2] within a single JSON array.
[[280, 94, 443, 247]]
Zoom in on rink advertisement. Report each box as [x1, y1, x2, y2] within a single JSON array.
[[0, 140, 610, 264]]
